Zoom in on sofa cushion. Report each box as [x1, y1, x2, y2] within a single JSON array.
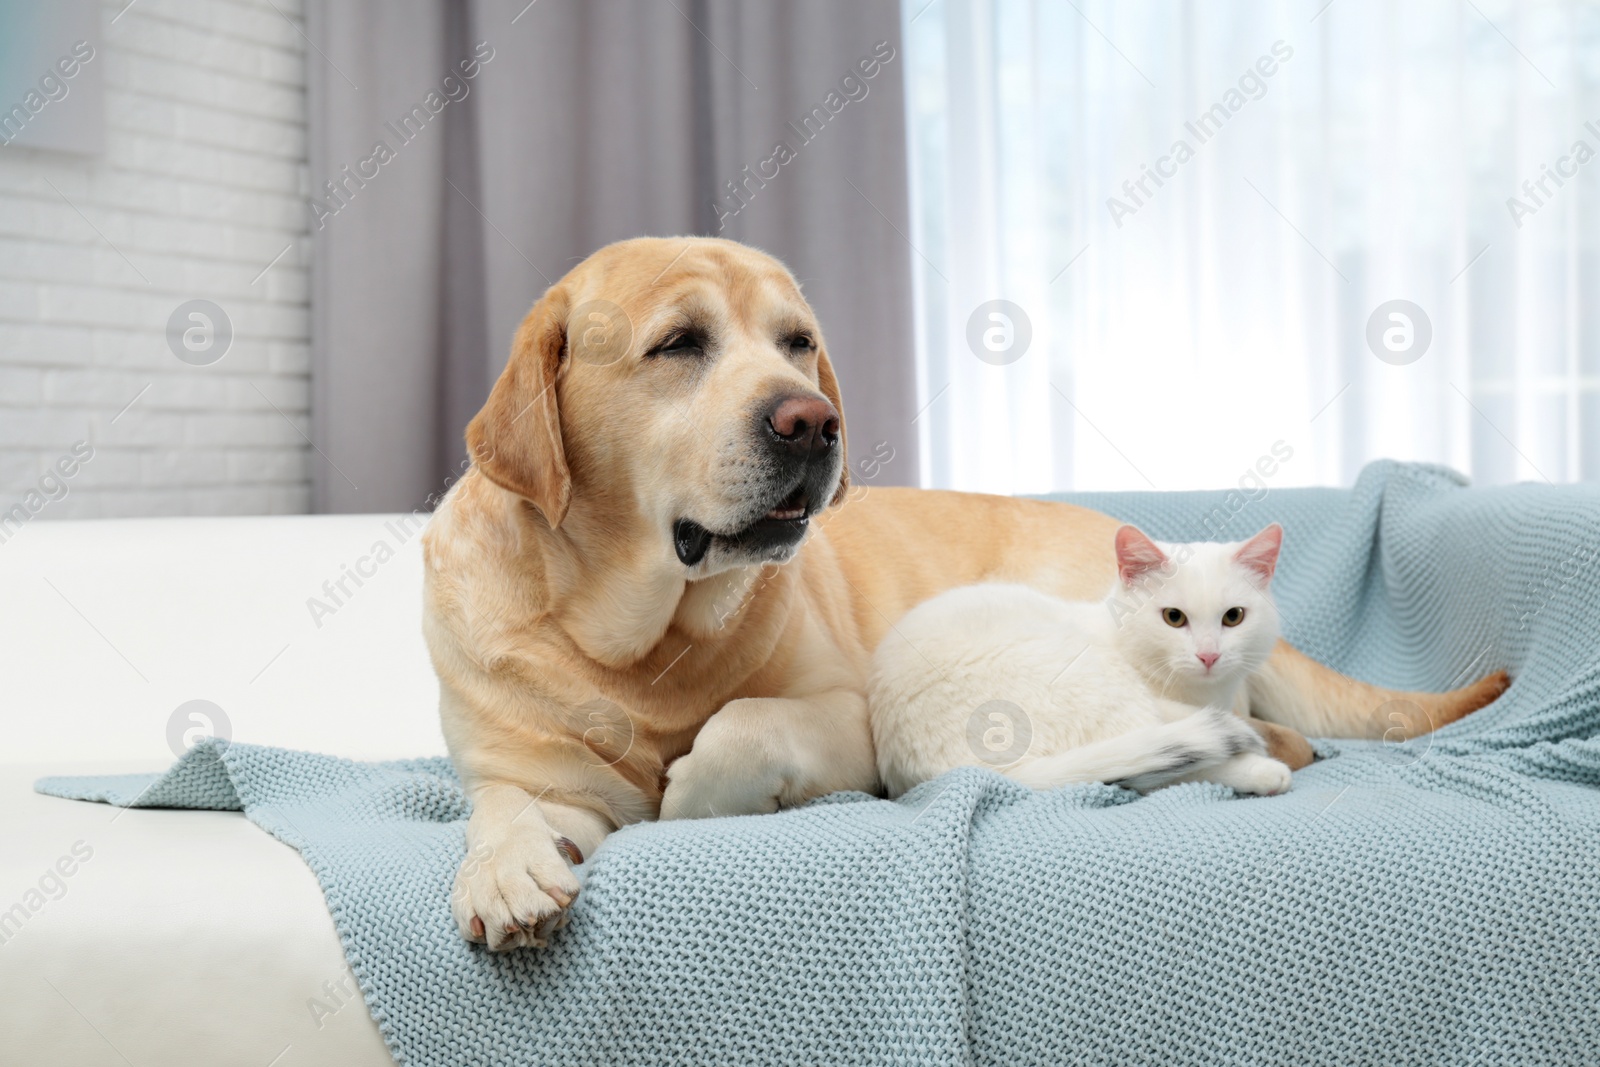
[[0, 513, 446, 765], [0, 761, 394, 1066]]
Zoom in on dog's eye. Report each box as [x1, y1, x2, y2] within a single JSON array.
[[1222, 607, 1246, 627], [647, 331, 704, 358], [1162, 608, 1187, 628], [783, 333, 816, 355]]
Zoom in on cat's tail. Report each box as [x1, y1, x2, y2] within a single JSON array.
[[1006, 707, 1265, 792]]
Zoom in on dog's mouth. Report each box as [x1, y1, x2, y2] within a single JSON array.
[[762, 484, 810, 522], [674, 486, 813, 567]]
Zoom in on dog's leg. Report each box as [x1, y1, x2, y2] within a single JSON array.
[[452, 782, 610, 951], [659, 690, 878, 820], [1247, 718, 1316, 770], [1251, 639, 1510, 740]]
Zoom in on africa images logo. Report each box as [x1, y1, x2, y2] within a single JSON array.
[[166, 700, 231, 758], [0, 40, 96, 146], [1106, 40, 1294, 226]]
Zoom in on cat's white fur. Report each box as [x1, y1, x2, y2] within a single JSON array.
[[869, 524, 1294, 798]]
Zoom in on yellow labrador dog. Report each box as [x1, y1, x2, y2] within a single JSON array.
[[422, 236, 1508, 950]]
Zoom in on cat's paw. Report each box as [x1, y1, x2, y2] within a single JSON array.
[[1221, 753, 1293, 796]]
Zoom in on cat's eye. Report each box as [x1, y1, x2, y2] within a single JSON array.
[[1161, 608, 1187, 628], [1222, 607, 1246, 627]]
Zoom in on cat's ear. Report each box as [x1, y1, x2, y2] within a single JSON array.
[[1234, 523, 1284, 584], [1115, 525, 1169, 586]]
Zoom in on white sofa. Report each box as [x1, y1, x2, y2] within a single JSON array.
[[0, 514, 448, 1066]]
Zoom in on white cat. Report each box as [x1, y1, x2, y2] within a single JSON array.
[[869, 524, 1294, 798]]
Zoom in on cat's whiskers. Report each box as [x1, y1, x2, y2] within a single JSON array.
[[1152, 658, 1188, 700]]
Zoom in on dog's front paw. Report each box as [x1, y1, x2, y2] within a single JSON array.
[[659, 746, 783, 821], [658, 706, 792, 820], [451, 831, 583, 951]]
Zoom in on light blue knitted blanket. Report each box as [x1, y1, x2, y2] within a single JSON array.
[[37, 461, 1600, 1066]]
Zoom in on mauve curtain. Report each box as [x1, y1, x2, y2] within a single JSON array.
[[306, 0, 918, 513]]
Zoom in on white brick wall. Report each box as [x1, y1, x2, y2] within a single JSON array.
[[0, 0, 311, 521]]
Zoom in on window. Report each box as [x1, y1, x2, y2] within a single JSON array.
[[904, 0, 1600, 493]]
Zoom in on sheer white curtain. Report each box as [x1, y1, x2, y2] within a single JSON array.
[[903, 0, 1599, 494]]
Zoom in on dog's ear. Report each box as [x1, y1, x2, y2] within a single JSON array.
[[816, 344, 849, 506], [466, 287, 572, 527]]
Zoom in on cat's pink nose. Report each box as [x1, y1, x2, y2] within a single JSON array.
[[1197, 651, 1220, 670]]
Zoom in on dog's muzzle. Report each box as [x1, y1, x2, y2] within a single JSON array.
[[673, 392, 843, 568]]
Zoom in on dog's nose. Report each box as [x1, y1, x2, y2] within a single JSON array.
[[765, 394, 840, 456], [1197, 651, 1219, 670]]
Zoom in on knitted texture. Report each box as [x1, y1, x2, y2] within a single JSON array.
[[37, 461, 1600, 1066]]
